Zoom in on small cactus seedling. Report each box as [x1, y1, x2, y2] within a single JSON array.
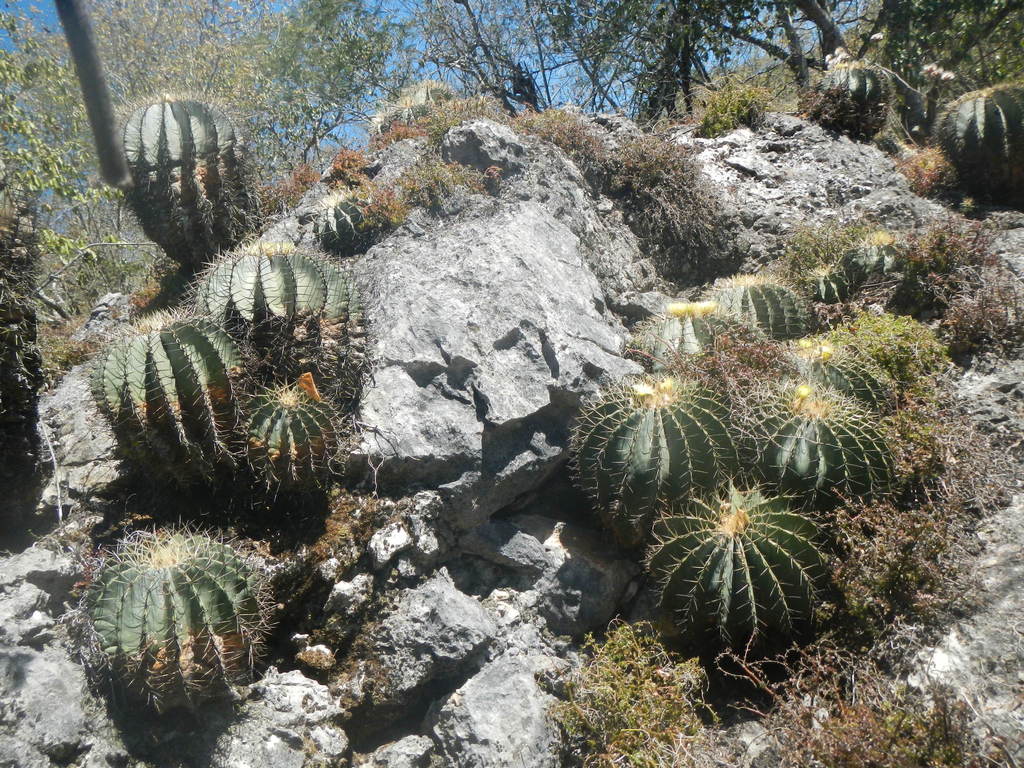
[[196, 241, 362, 332], [751, 382, 892, 501], [86, 529, 270, 711], [122, 97, 258, 270], [246, 381, 337, 487], [703, 275, 812, 340], [314, 188, 368, 255], [842, 230, 901, 283], [92, 312, 244, 479], [806, 60, 890, 139], [649, 486, 827, 646], [573, 377, 740, 548], [791, 339, 890, 408], [631, 301, 738, 369], [937, 82, 1024, 204]]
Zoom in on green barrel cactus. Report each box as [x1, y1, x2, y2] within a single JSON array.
[[806, 60, 890, 139], [572, 377, 740, 548], [314, 188, 368, 255], [92, 313, 244, 479], [86, 529, 270, 711], [936, 82, 1024, 204], [703, 275, 812, 340], [246, 381, 337, 487], [122, 97, 259, 271], [791, 339, 890, 409], [631, 301, 738, 369], [842, 230, 901, 283], [196, 242, 361, 330], [649, 486, 827, 646], [372, 79, 456, 134], [808, 263, 852, 303], [751, 382, 892, 501]]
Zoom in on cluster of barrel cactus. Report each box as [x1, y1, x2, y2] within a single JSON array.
[[805, 59, 891, 140], [121, 97, 260, 272], [575, 268, 899, 647]]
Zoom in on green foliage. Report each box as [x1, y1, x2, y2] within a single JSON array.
[[629, 300, 738, 369], [572, 376, 739, 548], [37, 321, 99, 389], [750, 382, 893, 501], [703, 275, 812, 340], [824, 312, 949, 395], [92, 313, 244, 480], [87, 529, 270, 711], [791, 339, 891, 409], [804, 61, 890, 140], [650, 486, 827, 646], [122, 98, 260, 271], [246, 384, 337, 487], [554, 621, 709, 768], [936, 82, 1024, 204], [694, 77, 772, 138], [893, 221, 991, 314]]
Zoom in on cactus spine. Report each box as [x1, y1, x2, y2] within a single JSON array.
[[809, 264, 851, 304], [649, 486, 827, 646], [751, 383, 892, 500], [572, 377, 740, 548], [86, 530, 270, 711], [791, 339, 890, 408], [92, 313, 244, 478], [807, 60, 890, 139], [631, 301, 735, 368], [936, 82, 1024, 204], [842, 230, 900, 284], [246, 382, 337, 487], [314, 189, 368, 255], [704, 275, 812, 340], [122, 98, 258, 270]]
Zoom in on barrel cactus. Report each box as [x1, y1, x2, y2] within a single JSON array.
[[936, 82, 1024, 204], [649, 486, 827, 646], [86, 529, 270, 711], [791, 339, 890, 409], [842, 230, 901, 283], [122, 97, 258, 271], [808, 263, 852, 303], [572, 377, 740, 548], [92, 313, 244, 479], [631, 301, 739, 369], [196, 242, 362, 332], [806, 59, 890, 140], [372, 79, 456, 134], [704, 275, 812, 340], [314, 188, 368, 255], [246, 381, 337, 487], [751, 382, 892, 501]]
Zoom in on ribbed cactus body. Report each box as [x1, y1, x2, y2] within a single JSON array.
[[704, 276, 812, 340], [87, 530, 269, 711], [314, 189, 368, 255], [246, 384, 336, 487], [791, 340, 890, 408], [196, 242, 361, 330], [807, 61, 889, 139], [649, 487, 826, 646], [842, 231, 900, 283], [752, 383, 892, 500], [122, 98, 258, 270], [821, 63, 887, 106], [92, 315, 243, 478], [572, 377, 740, 548], [809, 264, 851, 303], [631, 301, 734, 368], [936, 83, 1024, 203]]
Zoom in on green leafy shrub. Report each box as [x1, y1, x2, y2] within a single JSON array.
[[650, 486, 827, 647], [605, 135, 721, 282], [777, 222, 873, 295], [572, 376, 739, 548], [703, 275, 813, 340], [554, 621, 710, 768], [824, 312, 949, 396], [694, 77, 772, 138], [86, 529, 271, 711], [396, 158, 485, 212], [37, 321, 98, 388], [121, 98, 259, 271], [802, 60, 890, 140], [936, 82, 1024, 205]]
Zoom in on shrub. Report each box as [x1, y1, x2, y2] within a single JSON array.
[[514, 108, 608, 182], [824, 312, 949, 397], [943, 263, 1024, 354], [258, 163, 320, 214], [694, 77, 772, 138], [359, 186, 410, 233], [37, 321, 98, 388], [396, 158, 485, 213], [324, 148, 370, 188], [419, 94, 508, 146], [801, 60, 890, 141], [606, 135, 721, 282], [369, 123, 427, 150], [892, 220, 993, 315], [554, 620, 710, 768], [896, 147, 958, 199], [778, 222, 873, 285]]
